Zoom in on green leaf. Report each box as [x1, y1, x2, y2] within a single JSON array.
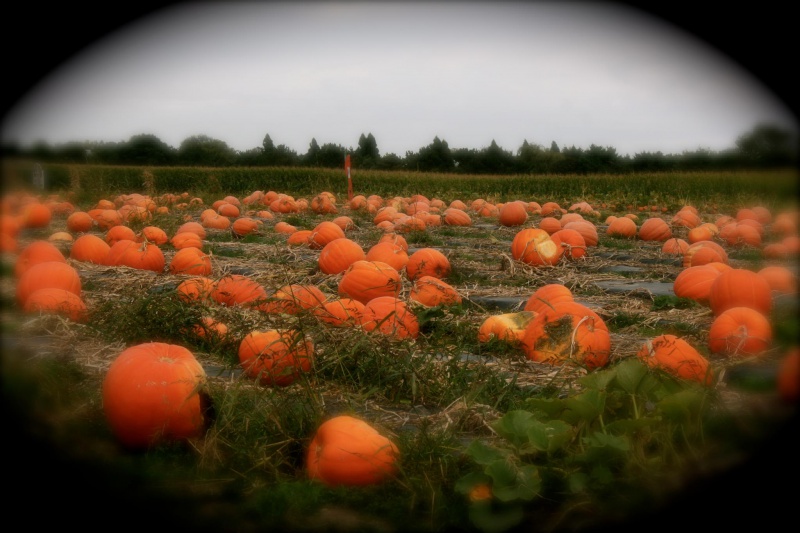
[[564, 389, 606, 422], [526, 419, 574, 453], [465, 439, 509, 466], [614, 358, 649, 394], [658, 388, 709, 423], [579, 367, 615, 391], [489, 464, 540, 502], [486, 459, 517, 488], [493, 410, 537, 448], [584, 432, 630, 452], [454, 471, 492, 495]]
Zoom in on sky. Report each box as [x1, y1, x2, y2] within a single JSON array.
[[1, 1, 797, 158]]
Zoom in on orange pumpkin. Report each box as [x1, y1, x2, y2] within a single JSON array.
[[637, 335, 713, 385], [102, 342, 210, 450], [306, 415, 399, 487], [409, 275, 462, 307], [14, 240, 67, 278], [521, 301, 610, 370], [238, 329, 314, 387], [23, 287, 88, 322], [312, 298, 366, 327], [105, 225, 137, 246], [638, 217, 672, 242], [563, 220, 599, 247], [672, 264, 725, 304], [366, 241, 409, 272], [170, 231, 204, 250], [318, 237, 366, 275], [231, 217, 261, 237], [176, 221, 207, 239], [708, 268, 772, 316], [176, 277, 217, 303], [498, 201, 528, 227], [477, 311, 537, 345], [169, 247, 212, 275], [442, 208, 472, 227], [682, 240, 728, 268], [212, 274, 267, 307], [758, 265, 797, 294], [66, 211, 94, 233], [405, 247, 451, 281], [106, 239, 166, 273], [338, 260, 402, 304], [16, 261, 82, 307], [537, 217, 561, 235], [70, 234, 111, 265], [20, 202, 52, 229], [708, 306, 772, 357], [360, 296, 420, 339], [308, 220, 346, 250], [661, 238, 689, 255], [511, 228, 563, 266], [776, 348, 800, 404], [138, 225, 169, 246], [524, 283, 574, 313], [551, 228, 587, 260], [606, 216, 637, 238], [260, 284, 328, 315]]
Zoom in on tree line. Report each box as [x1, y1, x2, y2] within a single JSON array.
[[1, 123, 796, 174]]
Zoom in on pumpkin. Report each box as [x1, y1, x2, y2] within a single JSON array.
[[360, 296, 420, 339], [313, 298, 366, 327], [217, 202, 240, 218], [70, 234, 111, 265], [776, 348, 800, 404], [212, 274, 267, 307], [708, 306, 772, 357], [169, 247, 212, 275], [442, 208, 472, 227], [14, 240, 66, 278], [540, 201, 562, 217], [105, 225, 137, 246], [308, 221, 346, 249], [176, 221, 207, 239], [102, 342, 210, 450], [366, 241, 409, 272], [637, 217, 672, 242], [231, 217, 261, 237], [498, 201, 528, 227], [661, 238, 689, 255], [537, 217, 561, 235], [606, 216, 637, 238], [511, 228, 563, 266], [318, 238, 366, 275], [405, 247, 451, 281], [176, 277, 217, 303], [170, 231, 204, 250], [524, 283, 574, 313], [687, 223, 717, 244], [409, 275, 462, 307], [259, 284, 328, 315], [306, 415, 399, 487], [66, 211, 94, 233], [521, 301, 610, 370], [106, 239, 166, 273], [378, 232, 409, 251], [138, 225, 169, 246], [203, 214, 232, 230], [563, 220, 599, 247], [310, 192, 339, 214], [757, 265, 797, 294], [23, 287, 89, 322], [332, 215, 355, 231], [670, 209, 701, 229], [551, 228, 587, 260], [338, 260, 402, 304], [16, 261, 82, 307], [637, 334, 713, 385], [672, 264, 725, 304], [682, 240, 728, 268], [708, 268, 772, 316], [20, 202, 52, 228], [477, 311, 536, 344], [238, 329, 314, 387], [287, 229, 313, 246]]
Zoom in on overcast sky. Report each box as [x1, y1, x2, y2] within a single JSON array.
[[1, 2, 797, 158]]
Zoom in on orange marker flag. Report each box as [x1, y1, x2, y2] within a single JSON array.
[[345, 154, 353, 201]]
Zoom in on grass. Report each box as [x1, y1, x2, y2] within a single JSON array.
[[3, 170, 799, 532]]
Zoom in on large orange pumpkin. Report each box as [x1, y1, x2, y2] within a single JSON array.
[[312, 298, 366, 327], [638, 217, 672, 242], [104, 225, 137, 246], [606, 217, 637, 239], [708, 306, 772, 357], [672, 264, 725, 304], [511, 228, 563, 266], [477, 311, 537, 345], [636, 334, 714, 386], [708, 268, 772, 316], [563, 220, 599, 247], [16, 261, 82, 307], [238, 329, 314, 387], [758, 265, 797, 294], [169, 247, 212, 275], [338, 260, 402, 304], [521, 301, 610, 370], [498, 201, 528, 227], [176, 277, 217, 303], [306, 415, 399, 487], [360, 296, 420, 339], [409, 276, 462, 307], [102, 342, 210, 450], [23, 287, 89, 322], [259, 284, 328, 315], [318, 237, 366, 275], [308, 221, 346, 250], [366, 241, 409, 272], [212, 274, 267, 307], [70, 234, 111, 265], [551, 228, 587, 260], [106, 239, 166, 273], [66, 211, 94, 233], [405, 247, 452, 281], [14, 240, 67, 278]]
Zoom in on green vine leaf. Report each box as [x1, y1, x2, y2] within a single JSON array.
[[613, 358, 649, 394]]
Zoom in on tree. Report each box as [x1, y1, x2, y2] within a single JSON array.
[[304, 138, 321, 167], [177, 135, 237, 166], [317, 143, 348, 168], [735, 123, 798, 168], [118, 134, 176, 165], [354, 133, 380, 169], [550, 141, 560, 153], [416, 137, 455, 172]]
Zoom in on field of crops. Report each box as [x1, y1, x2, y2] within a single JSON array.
[[2, 166, 799, 532]]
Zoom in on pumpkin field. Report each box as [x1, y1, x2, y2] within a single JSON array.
[[2, 166, 799, 532]]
